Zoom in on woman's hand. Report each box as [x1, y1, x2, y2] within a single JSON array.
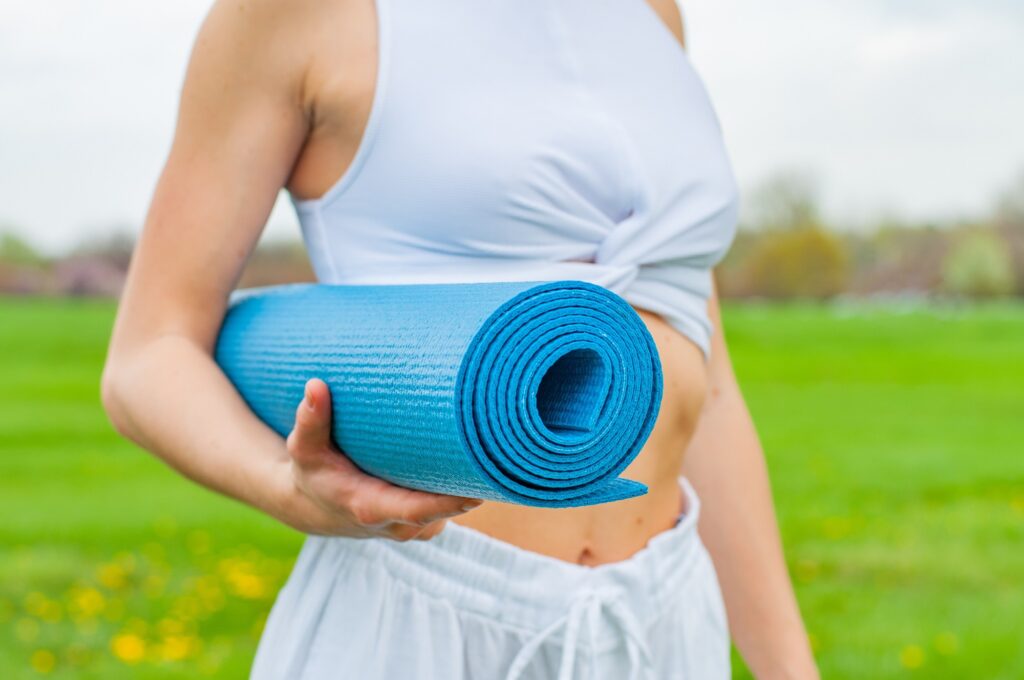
[[277, 379, 482, 540]]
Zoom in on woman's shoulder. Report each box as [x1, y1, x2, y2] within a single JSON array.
[[198, 0, 332, 53], [184, 0, 373, 117], [196, 0, 365, 72]]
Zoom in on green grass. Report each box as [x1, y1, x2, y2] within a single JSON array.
[[1, 298, 1022, 678]]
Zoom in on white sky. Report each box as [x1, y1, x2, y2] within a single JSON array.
[[1, 0, 1022, 253]]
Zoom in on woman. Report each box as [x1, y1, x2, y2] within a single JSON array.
[[102, 0, 818, 677]]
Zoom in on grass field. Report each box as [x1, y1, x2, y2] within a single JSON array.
[[1, 298, 1022, 679]]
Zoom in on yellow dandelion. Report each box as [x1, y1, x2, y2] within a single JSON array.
[[899, 644, 926, 670], [158, 634, 200, 662], [220, 558, 270, 599], [30, 649, 57, 674], [98, 563, 128, 590], [69, 586, 105, 620], [15, 617, 40, 643], [1011, 496, 1024, 515], [157, 618, 185, 636], [231, 572, 268, 599], [110, 633, 147, 664], [934, 631, 959, 656]]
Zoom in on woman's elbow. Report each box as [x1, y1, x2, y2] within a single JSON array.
[[100, 356, 134, 440]]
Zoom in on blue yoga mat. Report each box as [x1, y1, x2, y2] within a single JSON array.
[[215, 281, 663, 507]]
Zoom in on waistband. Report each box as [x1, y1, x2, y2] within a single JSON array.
[[311, 477, 707, 640]]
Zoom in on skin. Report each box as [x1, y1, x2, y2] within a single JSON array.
[[101, 0, 818, 676]]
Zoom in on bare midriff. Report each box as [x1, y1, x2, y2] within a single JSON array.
[[451, 310, 708, 566]]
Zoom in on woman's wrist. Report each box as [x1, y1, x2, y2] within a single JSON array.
[[754, 658, 819, 680], [244, 450, 310, 532], [744, 629, 819, 680], [249, 450, 361, 538]]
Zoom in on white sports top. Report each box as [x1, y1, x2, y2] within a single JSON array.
[[290, 0, 740, 358]]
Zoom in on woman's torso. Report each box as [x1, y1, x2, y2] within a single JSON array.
[[282, 0, 736, 565]]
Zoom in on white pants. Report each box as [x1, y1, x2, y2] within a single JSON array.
[[251, 478, 730, 679]]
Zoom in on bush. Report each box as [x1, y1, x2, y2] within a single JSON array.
[[730, 227, 850, 299], [942, 231, 1016, 298]]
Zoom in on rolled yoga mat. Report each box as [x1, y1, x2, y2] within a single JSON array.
[[215, 280, 663, 507]]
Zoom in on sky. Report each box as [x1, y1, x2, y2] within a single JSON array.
[[1, 0, 1022, 253]]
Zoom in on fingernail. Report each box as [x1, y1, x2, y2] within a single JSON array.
[[461, 501, 482, 512], [304, 381, 316, 410]]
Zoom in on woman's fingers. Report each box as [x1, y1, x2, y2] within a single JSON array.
[[287, 378, 335, 464], [415, 519, 448, 540], [385, 518, 448, 542], [285, 376, 484, 539], [345, 475, 482, 528]]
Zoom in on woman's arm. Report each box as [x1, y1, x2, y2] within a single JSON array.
[[102, 0, 477, 541], [682, 285, 819, 679]]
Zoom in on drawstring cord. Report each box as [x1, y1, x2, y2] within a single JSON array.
[[504, 589, 653, 680]]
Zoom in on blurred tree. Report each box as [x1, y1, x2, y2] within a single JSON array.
[[0, 231, 45, 266], [740, 227, 850, 299], [942, 230, 1016, 298], [847, 223, 947, 296], [719, 170, 850, 299], [72, 229, 137, 271], [714, 230, 758, 297], [995, 170, 1024, 228], [993, 170, 1024, 295], [742, 169, 822, 232]]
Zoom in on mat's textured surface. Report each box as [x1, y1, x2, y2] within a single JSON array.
[[215, 281, 662, 507]]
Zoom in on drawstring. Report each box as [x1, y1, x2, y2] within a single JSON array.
[[605, 597, 653, 680], [505, 589, 653, 680]]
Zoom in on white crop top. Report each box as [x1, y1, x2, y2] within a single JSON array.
[[290, 0, 740, 358]]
